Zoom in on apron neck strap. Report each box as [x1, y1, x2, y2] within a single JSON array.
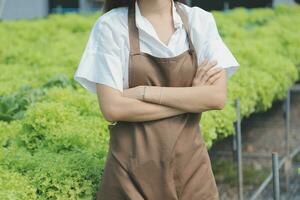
[[128, 1, 195, 55], [128, 2, 140, 55], [174, 2, 196, 53]]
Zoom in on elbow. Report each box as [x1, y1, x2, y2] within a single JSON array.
[[214, 93, 227, 110], [215, 99, 226, 110], [193, 90, 227, 112], [96, 84, 124, 122], [102, 109, 114, 123], [102, 104, 121, 123]]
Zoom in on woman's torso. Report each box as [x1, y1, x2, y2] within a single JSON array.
[[108, 0, 202, 175]]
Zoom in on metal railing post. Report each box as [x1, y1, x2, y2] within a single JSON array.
[[272, 152, 280, 200], [283, 88, 291, 192], [235, 98, 243, 200]]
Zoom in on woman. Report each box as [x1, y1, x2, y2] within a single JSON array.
[[74, 0, 240, 199]]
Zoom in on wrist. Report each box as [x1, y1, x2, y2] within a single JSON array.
[[144, 86, 163, 104]]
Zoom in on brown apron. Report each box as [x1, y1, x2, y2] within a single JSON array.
[[96, 2, 219, 200]]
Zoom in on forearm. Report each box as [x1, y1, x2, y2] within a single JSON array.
[[109, 96, 186, 122], [143, 85, 225, 113]]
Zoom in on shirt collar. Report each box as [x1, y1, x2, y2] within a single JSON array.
[[135, 0, 183, 32]]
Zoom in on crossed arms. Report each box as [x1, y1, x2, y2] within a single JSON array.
[[96, 59, 227, 123]]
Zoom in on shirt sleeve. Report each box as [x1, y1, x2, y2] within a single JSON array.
[[204, 13, 240, 79], [73, 18, 123, 94]]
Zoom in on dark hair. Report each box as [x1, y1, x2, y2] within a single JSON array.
[[103, 0, 182, 13]]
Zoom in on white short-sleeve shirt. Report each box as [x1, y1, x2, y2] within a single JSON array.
[[74, 0, 240, 94]]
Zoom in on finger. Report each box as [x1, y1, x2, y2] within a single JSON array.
[[210, 74, 221, 85], [200, 58, 209, 67], [195, 58, 209, 78], [205, 68, 221, 83], [198, 60, 217, 81], [202, 74, 210, 83], [202, 62, 219, 81], [199, 72, 211, 85], [198, 58, 209, 70], [206, 66, 223, 77], [206, 71, 222, 85], [200, 60, 218, 78], [197, 68, 208, 83], [205, 60, 218, 71]]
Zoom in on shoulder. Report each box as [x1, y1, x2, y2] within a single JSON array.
[[178, 2, 211, 18], [177, 3, 214, 35], [91, 7, 128, 42], [96, 6, 128, 27]]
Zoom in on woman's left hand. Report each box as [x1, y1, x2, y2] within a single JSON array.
[[123, 86, 144, 100], [192, 59, 222, 86]]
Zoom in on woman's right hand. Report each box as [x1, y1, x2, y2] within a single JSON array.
[[192, 59, 223, 86]]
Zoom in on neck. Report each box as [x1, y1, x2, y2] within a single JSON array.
[[137, 0, 173, 17]]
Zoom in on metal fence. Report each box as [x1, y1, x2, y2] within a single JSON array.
[[211, 83, 300, 200]]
